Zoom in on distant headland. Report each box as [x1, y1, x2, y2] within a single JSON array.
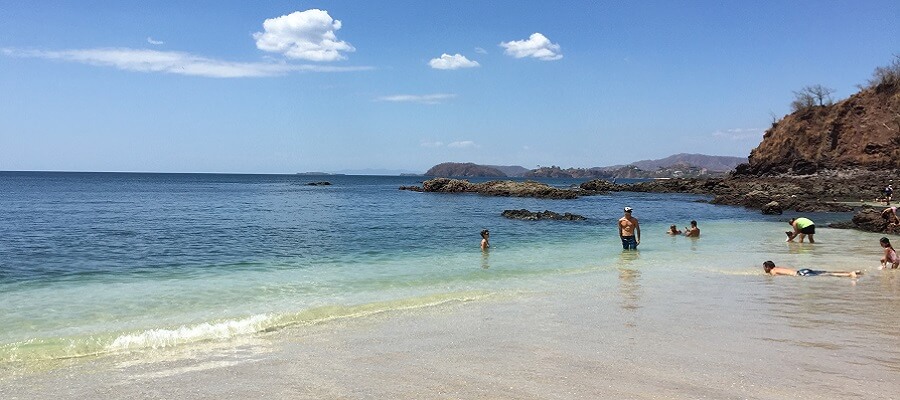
[[423, 154, 746, 179]]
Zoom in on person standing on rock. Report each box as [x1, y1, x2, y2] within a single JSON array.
[[881, 206, 899, 225], [885, 184, 893, 205], [786, 217, 816, 243], [618, 207, 641, 250]]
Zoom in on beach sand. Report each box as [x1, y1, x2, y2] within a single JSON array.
[[4, 265, 899, 399]]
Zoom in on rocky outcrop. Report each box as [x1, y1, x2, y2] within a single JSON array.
[[401, 178, 579, 199], [501, 209, 586, 221], [830, 208, 900, 234], [424, 163, 507, 177], [744, 82, 900, 175], [580, 175, 860, 213], [762, 201, 783, 215], [579, 179, 621, 192]]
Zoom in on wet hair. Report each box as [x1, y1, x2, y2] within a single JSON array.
[[881, 237, 892, 247], [690, 220, 697, 226], [481, 229, 490, 238], [670, 225, 677, 230], [788, 218, 796, 224], [763, 261, 776, 273]]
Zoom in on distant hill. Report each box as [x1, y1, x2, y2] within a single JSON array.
[[423, 154, 745, 179], [486, 165, 530, 177], [604, 153, 746, 172], [424, 162, 507, 177]]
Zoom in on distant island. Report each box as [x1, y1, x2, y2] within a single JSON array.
[[422, 153, 747, 179]]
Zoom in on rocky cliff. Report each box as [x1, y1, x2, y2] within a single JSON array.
[[745, 82, 900, 175]]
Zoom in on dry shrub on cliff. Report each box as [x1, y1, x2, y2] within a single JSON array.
[[868, 54, 900, 89]]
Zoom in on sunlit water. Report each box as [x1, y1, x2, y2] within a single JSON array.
[[2, 172, 899, 397]]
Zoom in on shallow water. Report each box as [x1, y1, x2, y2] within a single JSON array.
[[2, 172, 899, 398]]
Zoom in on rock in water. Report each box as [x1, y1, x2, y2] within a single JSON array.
[[761, 201, 783, 215], [501, 209, 587, 221]]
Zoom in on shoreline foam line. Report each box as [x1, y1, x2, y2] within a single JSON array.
[[0, 291, 497, 363]]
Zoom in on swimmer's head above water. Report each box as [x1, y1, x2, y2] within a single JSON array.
[[763, 260, 776, 274]]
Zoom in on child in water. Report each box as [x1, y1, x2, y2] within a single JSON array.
[[480, 229, 490, 251], [667, 225, 682, 235], [880, 237, 899, 269]]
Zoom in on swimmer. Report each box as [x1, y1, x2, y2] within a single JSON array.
[[480, 229, 490, 251], [683, 220, 700, 237], [880, 237, 899, 269], [667, 225, 682, 235], [762, 261, 860, 278]]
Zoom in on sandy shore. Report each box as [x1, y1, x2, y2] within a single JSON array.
[[4, 267, 898, 400]]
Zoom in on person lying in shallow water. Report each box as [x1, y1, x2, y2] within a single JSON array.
[[763, 261, 861, 278]]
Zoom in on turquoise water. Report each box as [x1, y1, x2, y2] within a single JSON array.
[[0, 172, 881, 364]]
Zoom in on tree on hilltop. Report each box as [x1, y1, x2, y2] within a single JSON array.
[[791, 84, 835, 112]]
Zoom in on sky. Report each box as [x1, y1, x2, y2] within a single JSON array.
[[1, 1, 898, 174]]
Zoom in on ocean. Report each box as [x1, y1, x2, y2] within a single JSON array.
[[2, 172, 899, 398]]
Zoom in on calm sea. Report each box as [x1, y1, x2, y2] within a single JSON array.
[[1, 171, 896, 373]]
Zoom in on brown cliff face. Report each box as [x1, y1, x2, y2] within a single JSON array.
[[746, 83, 900, 175]]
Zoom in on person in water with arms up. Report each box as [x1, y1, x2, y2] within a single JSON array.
[[618, 207, 640, 250]]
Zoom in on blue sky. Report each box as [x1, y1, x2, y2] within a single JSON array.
[[1, 1, 898, 174]]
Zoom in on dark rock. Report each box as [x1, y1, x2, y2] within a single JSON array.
[[848, 208, 900, 234], [579, 179, 621, 192], [400, 178, 579, 199], [306, 181, 331, 186], [501, 209, 587, 221], [828, 220, 856, 229], [762, 201, 783, 215]]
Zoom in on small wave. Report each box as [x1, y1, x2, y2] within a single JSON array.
[[107, 314, 273, 352], [0, 291, 494, 363]]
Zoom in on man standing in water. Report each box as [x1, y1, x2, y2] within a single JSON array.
[[618, 207, 641, 250]]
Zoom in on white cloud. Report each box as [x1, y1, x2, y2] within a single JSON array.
[[147, 37, 164, 45], [420, 140, 445, 148], [420, 140, 478, 149], [712, 128, 763, 140], [474, 47, 487, 54], [500, 33, 562, 61], [428, 53, 479, 70], [376, 94, 456, 104], [253, 9, 354, 62], [1, 47, 372, 78], [447, 141, 477, 148]]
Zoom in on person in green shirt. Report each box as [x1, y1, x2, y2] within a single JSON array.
[[786, 217, 816, 243]]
